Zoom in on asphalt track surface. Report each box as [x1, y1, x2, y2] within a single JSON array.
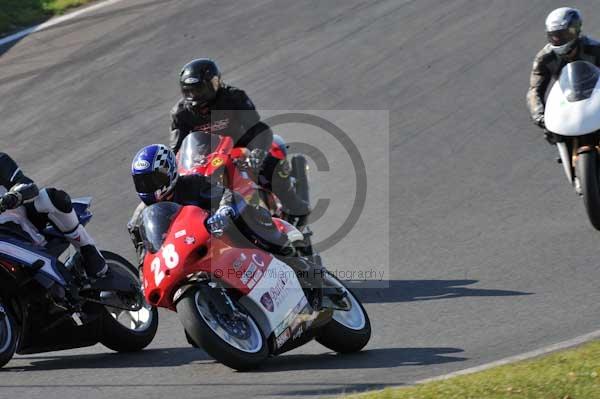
[[0, 0, 600, 398]]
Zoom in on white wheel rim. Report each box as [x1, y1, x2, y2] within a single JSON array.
[[326, 275, 366, 330], [103, 258, 154, 332], [194, 290, 263, 353]]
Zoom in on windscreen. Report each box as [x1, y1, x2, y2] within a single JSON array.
[[140, 202, 181, 253], [179, 131, 221, 171], [559, 61, 600, 102]]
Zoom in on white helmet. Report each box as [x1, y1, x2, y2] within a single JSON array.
[[545, 7, 582, 56]]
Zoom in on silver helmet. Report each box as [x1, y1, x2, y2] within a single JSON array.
[[545, 7, 582, 56]]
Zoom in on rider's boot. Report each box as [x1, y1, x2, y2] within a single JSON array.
[[65, 224, 107, 280]]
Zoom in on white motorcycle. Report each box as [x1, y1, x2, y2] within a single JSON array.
[[545, 60, 600, 230]]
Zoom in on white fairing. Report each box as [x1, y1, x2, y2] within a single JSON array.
[[545, 70, 600, 136], [245, 257, 306, 335]]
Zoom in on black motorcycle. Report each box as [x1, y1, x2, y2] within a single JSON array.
[[0, 197, 158, 368]]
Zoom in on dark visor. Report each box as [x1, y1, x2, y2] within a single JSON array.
[[133, 172, 170, 194], [182, 81, 213, 102], [547, 28, 577, 46]]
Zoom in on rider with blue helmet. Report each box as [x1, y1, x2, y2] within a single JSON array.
[[128, 144, 289, 262]]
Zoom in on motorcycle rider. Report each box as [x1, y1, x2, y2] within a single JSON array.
[[0, 152, 107, 279], [169, 58, 309, 217], [527, 7, 600, 143]]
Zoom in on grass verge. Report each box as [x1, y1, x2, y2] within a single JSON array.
[[0, 0, 96, 37], [343, 340, 600, 399]]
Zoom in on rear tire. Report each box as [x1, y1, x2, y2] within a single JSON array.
[[99, 251, 158, 352], [0, 303, 18, 368], [177, 288, 268, 371], [316, 273, 371, 353], [576, 151, 600, 230]]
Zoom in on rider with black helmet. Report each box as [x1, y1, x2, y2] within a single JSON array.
[[527, 7, 600, 143], [169, 58, 309, 218]]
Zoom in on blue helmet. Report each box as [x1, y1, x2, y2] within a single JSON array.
[[132, 144, 178, 205]]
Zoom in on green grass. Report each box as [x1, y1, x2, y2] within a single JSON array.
[[0, 0, 95, 36], [342, 340, 600, 399]]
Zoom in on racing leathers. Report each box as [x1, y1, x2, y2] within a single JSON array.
[[527, 36, 600, 128], [169, 84, 310, 217], [0, 153, 106, 278]]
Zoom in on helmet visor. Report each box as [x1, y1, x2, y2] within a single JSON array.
[[182, 81, 214, 103], [133, 172, 170, 194], [547, 28, 578, 46]]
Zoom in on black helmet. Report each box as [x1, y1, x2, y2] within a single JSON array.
[[179, 58, 221, 109], [545, 7, 582, 56]]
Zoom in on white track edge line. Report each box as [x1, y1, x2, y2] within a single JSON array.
[[416, 328, 600, 384], [0, 0, 125, 47]]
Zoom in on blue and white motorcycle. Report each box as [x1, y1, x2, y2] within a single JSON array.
[[0, 197, 158, 368]]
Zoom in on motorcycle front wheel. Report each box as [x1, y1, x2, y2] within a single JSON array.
[[177, 287, 268, 371], [576, 151, 600, 230]]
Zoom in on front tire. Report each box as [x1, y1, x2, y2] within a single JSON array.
[[316, 273, 371, 353], [99, 251, 158, 352], [176, 287, 268, 371], [576, 151, 600, 230], [0, 303, 18, 368]]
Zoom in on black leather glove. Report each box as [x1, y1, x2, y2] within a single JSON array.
[[533, 114, 545, 129], [0, 191, 22, 212], [247, 148, 266, 171]]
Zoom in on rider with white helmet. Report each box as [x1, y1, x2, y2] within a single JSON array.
[[527, 7, 600, 142]]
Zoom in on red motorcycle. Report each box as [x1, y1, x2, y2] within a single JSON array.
[[139, 132, 371, 370], [177, 131, 309, 226]]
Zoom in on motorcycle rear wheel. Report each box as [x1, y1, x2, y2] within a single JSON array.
[[576, 151, 600, 230], [99, 251, 158, 352], [316, 272, 371, 353], [177, 287, 268, 371], [0, 302, 18, 368]]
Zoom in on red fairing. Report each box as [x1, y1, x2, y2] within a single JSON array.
[[141, 205, 274, 310]]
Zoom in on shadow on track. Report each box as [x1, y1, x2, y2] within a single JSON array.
[[257, 347, 466, 372], [345, 279, 532, 304], [2, 347, 210, 371]]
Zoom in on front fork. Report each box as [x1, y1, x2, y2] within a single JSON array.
[[559, 135, 600, 191]]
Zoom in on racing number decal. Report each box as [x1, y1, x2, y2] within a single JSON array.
[[163, 244, 180, 268], [151, 244, 180, 286], [151, 257, 164, 286]]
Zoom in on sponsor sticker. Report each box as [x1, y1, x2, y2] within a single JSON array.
[[184, 236, 195, 245], [252, 269, 263, 283], [183, 77, 199, 84], [241, 263, 257, 285], [276, 328, 291, 348], [247, 279, 256, 289], [134, 160, 150, 170], [260, 292, 274, 312], [174, 230, 186, 238], [252, 253, 265, 267], [211, 158, 224, 167], [233, 253, 247, 270]]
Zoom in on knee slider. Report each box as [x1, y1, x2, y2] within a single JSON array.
[[46, 188, 73, 213]]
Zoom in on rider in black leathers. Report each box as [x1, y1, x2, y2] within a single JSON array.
[[169, 58, 309, 217]]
